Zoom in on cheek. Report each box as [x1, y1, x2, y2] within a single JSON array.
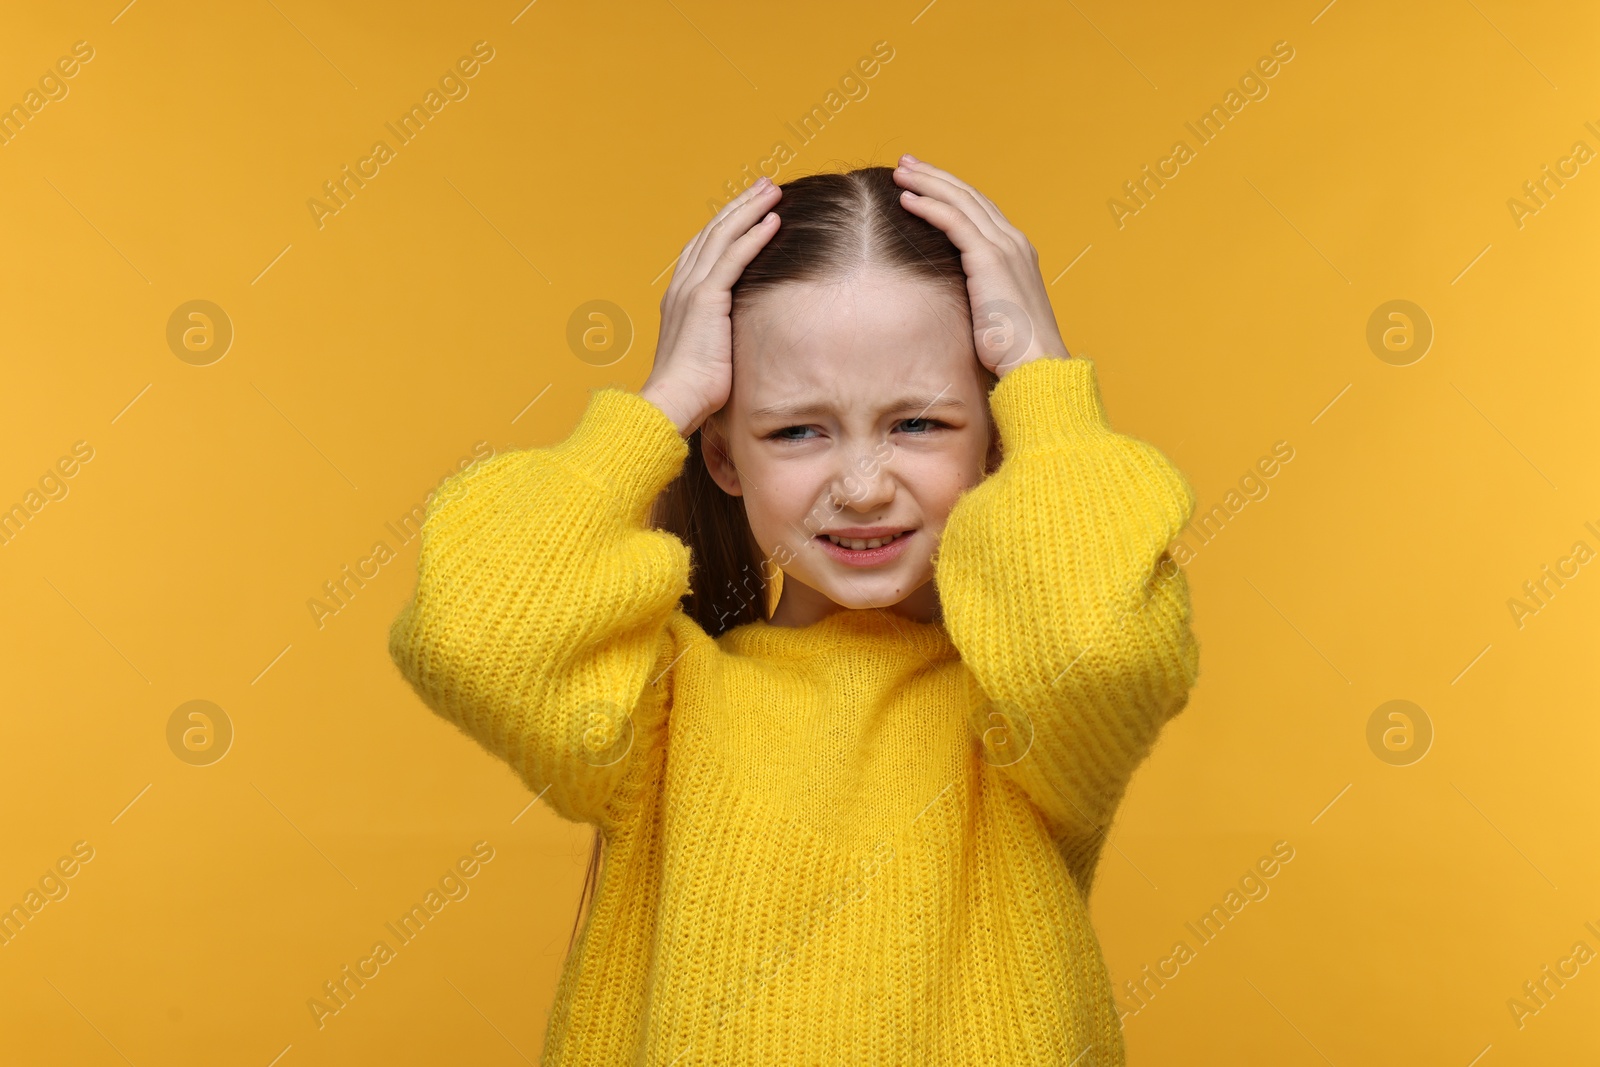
[[923, 482, 969, 527], [922, 442, 986, 501], [742, 461, 820, 539]]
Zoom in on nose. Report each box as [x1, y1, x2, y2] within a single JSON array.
[[828, 441, 896, 514]]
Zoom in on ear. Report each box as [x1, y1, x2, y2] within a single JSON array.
[[700, 416, 744, 496]]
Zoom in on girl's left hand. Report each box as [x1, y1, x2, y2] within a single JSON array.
[[892, 154, 1070, 376]]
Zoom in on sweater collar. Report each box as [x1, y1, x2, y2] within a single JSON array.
[[718, 606, 958, 664]]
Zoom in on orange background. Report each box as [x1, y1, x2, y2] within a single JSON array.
[[1, 1, 1596, 1063]]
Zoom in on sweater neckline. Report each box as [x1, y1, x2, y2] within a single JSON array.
[[719, 606, 958, 663]]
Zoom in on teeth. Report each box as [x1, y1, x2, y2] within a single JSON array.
[[827, 531, 905, 550]]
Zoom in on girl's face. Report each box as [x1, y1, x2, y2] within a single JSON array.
[[702, 271, 999, 629]]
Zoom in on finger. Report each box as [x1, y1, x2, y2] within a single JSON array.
[[898, 158, 1024, 246], [898, 157, 1012, 231], [896, 163, 1013, 248], [679, 180, 781, 287], [699, 208, 781, 294], [895, 183, 998, 259], [893, 164, 1009, 248], [681, 179, 772, 267]]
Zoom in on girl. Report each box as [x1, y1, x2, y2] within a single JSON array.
[[389, 156, 1200, 1065]]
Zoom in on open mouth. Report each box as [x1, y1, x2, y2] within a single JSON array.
[[824, 530, 910, 550], [814, 529, 916, 566]]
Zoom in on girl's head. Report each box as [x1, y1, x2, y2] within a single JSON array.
[[653, 165, 1000, 635]]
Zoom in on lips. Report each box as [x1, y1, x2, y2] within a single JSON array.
[[823, 530, 910, 550], [814, 529, 916, 568]]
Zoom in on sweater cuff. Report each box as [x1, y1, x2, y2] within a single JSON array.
[[988, 355, 1112, 451], [548, 386, 690, 514]]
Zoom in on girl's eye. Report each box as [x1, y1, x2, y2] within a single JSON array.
[[896, 418, 946, 434], [764, 419, 947, 442]]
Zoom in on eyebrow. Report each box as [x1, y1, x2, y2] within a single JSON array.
[[747, 394, 968, 420]]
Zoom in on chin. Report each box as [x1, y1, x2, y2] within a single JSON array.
[[822, 570, 928, 610]]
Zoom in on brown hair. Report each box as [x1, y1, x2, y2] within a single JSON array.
[[563, 162, 990, 965]]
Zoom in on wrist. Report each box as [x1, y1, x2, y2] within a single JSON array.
[[638, 378, 709, 436], [995, 347, 1070, 380]]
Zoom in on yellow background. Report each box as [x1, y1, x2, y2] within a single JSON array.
[[2, 0, 1596, 1063]]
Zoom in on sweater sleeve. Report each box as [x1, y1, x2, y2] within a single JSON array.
[[934, 355, 1199, 893], [387, 385, 694, 832]]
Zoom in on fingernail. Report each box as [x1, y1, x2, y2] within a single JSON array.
[[902, 153, 917, 163]]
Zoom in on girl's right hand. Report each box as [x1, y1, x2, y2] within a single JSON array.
[[639, 177, 783, 436]]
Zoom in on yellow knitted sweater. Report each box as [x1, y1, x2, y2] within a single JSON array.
[[388, 355, 1200, 1066]]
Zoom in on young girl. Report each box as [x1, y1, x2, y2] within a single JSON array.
[[389, 155, 1200, 1065]]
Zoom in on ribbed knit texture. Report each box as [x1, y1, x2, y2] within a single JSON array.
[[388, 355, 1200, 1066]]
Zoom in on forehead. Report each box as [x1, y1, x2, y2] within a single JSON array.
[[730, 273, 979, 418]]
